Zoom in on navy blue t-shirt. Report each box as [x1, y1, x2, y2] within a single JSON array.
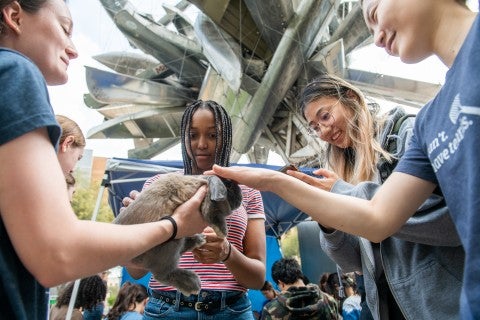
[[0, 48, 60, 319], [396, 15, 480, 320]]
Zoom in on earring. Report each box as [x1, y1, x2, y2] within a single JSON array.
[[62, 146, 67, 152]]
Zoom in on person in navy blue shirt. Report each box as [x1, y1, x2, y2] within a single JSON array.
[[0, 1, 208, 319], [210, 1, 479, 319]]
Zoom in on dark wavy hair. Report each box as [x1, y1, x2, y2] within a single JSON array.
[[106, 282, 148, 320], [55, 275, 106, 310]]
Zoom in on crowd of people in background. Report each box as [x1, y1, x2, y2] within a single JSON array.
[[49, 275, 106, 320], [0, 0, 478, 319]]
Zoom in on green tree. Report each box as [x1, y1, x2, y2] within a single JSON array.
[[71, 178, 114, 223], [280, 227, 299, 259]]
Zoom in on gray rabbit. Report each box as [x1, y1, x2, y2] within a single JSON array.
[[114, 173, 242, 296]]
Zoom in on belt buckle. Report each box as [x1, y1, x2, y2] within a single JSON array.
[[195, 301, 214, 313], [194, 301, 204, 312]]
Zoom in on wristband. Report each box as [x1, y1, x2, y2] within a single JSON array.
[[221, 241, 232, 262], [160, 216, 177, 242]]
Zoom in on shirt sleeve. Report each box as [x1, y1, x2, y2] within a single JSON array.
[[0, 50, 59, 147], [394, 112, 438, 184], [240, 185, 266, 220]]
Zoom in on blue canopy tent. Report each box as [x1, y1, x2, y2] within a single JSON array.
[[103, 157, 312, 238], [98, 157, 332, 314]]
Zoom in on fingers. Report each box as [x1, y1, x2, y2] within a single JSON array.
[[171, 186, 208, 238], [129, 189, 140, 199], [203, 233, 223, 245], [192, 250, 218, 264], [210, 164, 228, 177], [122, 196, 134, 208], [191, 185, 208, 203], [192, 237, 227, 263], [122, 190, 140, 208], [314, 168, 337, 179], [287, 170, 316, 185], [201, 226, 215, 236]]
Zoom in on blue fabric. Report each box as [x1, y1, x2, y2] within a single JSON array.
[[121, 311, 143, 320], [395, 15, 480, 320], [342, 295, 361, 320], [0, 49, 60, 320], [106, 158, 314, 237], [0, 49, 60, 148], [122, 268, 152, 289], [83, 302, 104, 320], [323, 105, 463, 319], [247, 236, 282, 315], [143, 290, 253, 319]]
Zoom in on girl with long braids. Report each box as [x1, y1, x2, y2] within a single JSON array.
[[49, 275, 106, 320], [126, 100, 266, 319]]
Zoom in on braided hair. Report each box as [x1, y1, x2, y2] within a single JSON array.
[[55, 275, 106, 311], [180, 100, 232, 175]]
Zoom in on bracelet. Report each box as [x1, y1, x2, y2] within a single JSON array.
[[160, 216, 177, 242], [221, 241, 232, 262]]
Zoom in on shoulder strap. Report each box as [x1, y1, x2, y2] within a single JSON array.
[[378, 111, 416, 183], [387, 113, 416, 155]]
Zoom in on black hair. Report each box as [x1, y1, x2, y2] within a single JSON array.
[[106, 282, 148, 320], [180, 100, 232, 175], [271, 258, 304, 286], [55, 275, 107, 310], [261, 280, 274, 291], [326, 272, 356, 298]]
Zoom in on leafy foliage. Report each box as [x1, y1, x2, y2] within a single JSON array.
[[71, 177, 114, 222], [280, 227, 299, 259]]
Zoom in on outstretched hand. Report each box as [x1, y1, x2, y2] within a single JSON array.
[[205, 165, 281, 191], [286, 168, 339, 191], [171, 185, 209, 238]]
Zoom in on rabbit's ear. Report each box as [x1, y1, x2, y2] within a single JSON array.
[[205, 175, 227, 201]]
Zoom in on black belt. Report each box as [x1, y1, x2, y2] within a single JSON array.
[[150, 290, 245, 313]]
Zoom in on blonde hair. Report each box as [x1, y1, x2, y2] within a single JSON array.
[[56, 115, 86, 148], [298, 74, 391, 183]]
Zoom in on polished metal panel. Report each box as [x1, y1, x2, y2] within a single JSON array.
[[86, 0, 441, 163]]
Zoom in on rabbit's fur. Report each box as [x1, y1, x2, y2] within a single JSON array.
[[114, 173, 242, 295]]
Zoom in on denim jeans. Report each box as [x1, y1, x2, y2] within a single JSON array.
[[143, 290, 253, 320]]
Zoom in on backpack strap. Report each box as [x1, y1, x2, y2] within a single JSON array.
[[377, 109, 416, 183], [386, 114, 416, 156]]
